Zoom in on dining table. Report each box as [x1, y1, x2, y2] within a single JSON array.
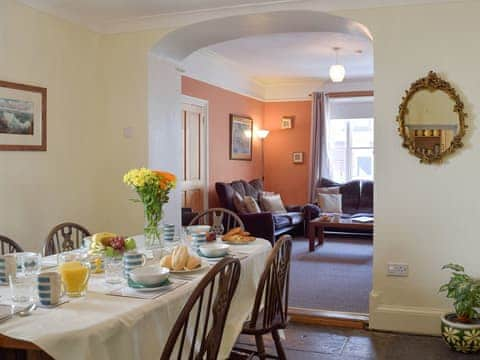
[[0, 236, 272, 360]]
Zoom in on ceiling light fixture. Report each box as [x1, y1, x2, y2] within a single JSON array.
[[329, 47, 346, 83]]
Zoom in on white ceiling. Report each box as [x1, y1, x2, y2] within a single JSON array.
[[207, 32, 373, 84], [18, 0, 461, 33]]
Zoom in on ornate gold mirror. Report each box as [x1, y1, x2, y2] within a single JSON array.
[[397, 71, 467, 163]]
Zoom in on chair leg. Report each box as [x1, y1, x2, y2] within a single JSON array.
[[272, 330, 287, 360], [255, 334, 267, 360]]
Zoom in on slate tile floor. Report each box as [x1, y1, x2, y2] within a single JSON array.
[[233, 323, 474, 359]]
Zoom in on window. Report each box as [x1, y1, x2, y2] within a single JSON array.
[[327, 117, 374, 183]]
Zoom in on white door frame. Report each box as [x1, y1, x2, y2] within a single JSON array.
[[181, 95, 209, 210]]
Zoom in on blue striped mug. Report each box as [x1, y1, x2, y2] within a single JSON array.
[[123, 251, 146, 278], [0, 254, 17, 283], [38, 272, 62, 306], [162, 224, 175, 242]]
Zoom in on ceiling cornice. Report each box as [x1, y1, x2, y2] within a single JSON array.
[[18, 0, 462, 34]]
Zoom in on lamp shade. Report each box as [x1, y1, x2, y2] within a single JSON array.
[[329, 64, 346, 83], [256, 129, 270, 139]]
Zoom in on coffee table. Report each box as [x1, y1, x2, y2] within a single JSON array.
[[308, 217, 374, 252]]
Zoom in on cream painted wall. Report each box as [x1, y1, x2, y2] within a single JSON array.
[[0, 0, 105, 251], [4, 0, 480, 336], [336, 1, 480, 334], [97, 1, 480, 335]]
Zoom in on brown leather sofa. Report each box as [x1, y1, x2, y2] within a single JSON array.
[[318, 178, 373, 215], [215, 179, 315, 244], [303, 178, 374, 235]]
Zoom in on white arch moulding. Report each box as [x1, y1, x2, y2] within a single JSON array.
[[147, 10, 372, 226]]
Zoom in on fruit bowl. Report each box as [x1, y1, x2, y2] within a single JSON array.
[[129, 265, 169, 285], [199, 244, 230, 258]]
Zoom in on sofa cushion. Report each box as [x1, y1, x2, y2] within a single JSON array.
[[249, 178, 264, 192], [317, 193, 343, 213], [340, 180, 361, 214], [244, 181, 260, 200], [359, 181, 374, 213], [285, 212, 304, 225], [244, 196, 261, 214], [273, 214, 291, 229], [260, 194, 287, 214], [232, 192, 248, 214], [231, 181, 247, 197]]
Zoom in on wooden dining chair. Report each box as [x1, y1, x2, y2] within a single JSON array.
[[188, 208, 245, 235], [232, 235, 292, 360], [43, 222, 91, 256], [161, 257, 241, 360], [0, 235, 24, 254]]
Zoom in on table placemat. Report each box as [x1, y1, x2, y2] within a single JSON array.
[[107, 279, 187, 299]]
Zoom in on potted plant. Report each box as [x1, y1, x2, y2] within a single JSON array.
[[439, 263, 480, 353]]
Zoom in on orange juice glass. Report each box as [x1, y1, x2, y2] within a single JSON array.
[[58, 253, 91, 297]]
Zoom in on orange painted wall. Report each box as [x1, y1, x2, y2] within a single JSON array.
[[181, 76, 264, 207], [263, 101, 312, 205]]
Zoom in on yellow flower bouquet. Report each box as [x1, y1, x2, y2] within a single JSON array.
[[123, 168, 176, 247]]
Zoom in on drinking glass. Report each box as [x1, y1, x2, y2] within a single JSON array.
[[20, 253, 42, 275], [9, 274, 36, 304], [104, 256, 123, 284], [58, 252, 91, 297]]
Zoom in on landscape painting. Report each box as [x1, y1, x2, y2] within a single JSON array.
[[0, 98, 34, 135], [0, 81, 46, 151], [229, 114, 253, 160]]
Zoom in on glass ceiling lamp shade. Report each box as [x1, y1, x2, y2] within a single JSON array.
[[329, 64, 346, 83], [329, 47, 346, 83]]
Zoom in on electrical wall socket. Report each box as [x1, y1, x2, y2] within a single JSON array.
[[387, 263, 409, 277]]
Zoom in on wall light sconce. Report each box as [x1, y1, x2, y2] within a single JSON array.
[[256, 129, 270, 139]]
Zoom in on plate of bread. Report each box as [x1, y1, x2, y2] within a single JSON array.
[[222, 227, 256, 245], [159, 245, 209, 273]]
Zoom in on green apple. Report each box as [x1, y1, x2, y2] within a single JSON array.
[[125, 237, 137, 251]]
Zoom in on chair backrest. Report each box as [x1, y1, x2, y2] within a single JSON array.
[[161, 257, 241, 360], [248, 235, 292, 330], [0, 235, 23, 255], [44, 222, 91, 256], [188, 208, 245, 235]]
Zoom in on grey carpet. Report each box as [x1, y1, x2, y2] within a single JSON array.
[[289, 236, 372, 313]]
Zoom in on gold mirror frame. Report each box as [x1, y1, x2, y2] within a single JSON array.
[[396, 71, 467, 163]]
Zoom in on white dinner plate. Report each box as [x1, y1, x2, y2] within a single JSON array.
[[170, 260, 210, 274]]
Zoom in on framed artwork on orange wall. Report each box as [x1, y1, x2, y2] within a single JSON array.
[[229, 114, 253, 161], [292, 152, 304, 164], [281, 116, 294, 129]]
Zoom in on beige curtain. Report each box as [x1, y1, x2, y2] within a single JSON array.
[[308, 92, 327, 202]]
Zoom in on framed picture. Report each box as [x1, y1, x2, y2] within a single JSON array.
[[281, 116, 294, 129], [229, 114, 253, 161], [292, 152, 304, 164], [0, 80, 47, 151]]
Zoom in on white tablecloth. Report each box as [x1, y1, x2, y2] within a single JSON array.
[[0, 238, 271, 360]]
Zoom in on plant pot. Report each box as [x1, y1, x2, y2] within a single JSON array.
[[441, 313, 480, 353]]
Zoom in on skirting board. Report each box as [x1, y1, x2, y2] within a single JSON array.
[[369, 292, 449, 335]]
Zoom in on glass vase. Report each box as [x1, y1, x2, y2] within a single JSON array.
[[144, 210, 164, 249]]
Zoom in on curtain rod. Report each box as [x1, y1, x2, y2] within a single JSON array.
[[308, 90, 374, 97]]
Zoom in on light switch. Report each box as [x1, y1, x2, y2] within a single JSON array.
[[123, 126, 134, 139]]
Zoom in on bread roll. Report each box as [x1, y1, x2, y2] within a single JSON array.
[[172, 245, 189, 270], [224, 227, 242, 237], [160, 255, 172, 269], [186, 255, 201, 270]]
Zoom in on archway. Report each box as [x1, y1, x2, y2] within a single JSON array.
[[148, 10, 373, 227]]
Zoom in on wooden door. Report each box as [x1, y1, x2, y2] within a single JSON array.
[[181, 101, 207, 213]]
